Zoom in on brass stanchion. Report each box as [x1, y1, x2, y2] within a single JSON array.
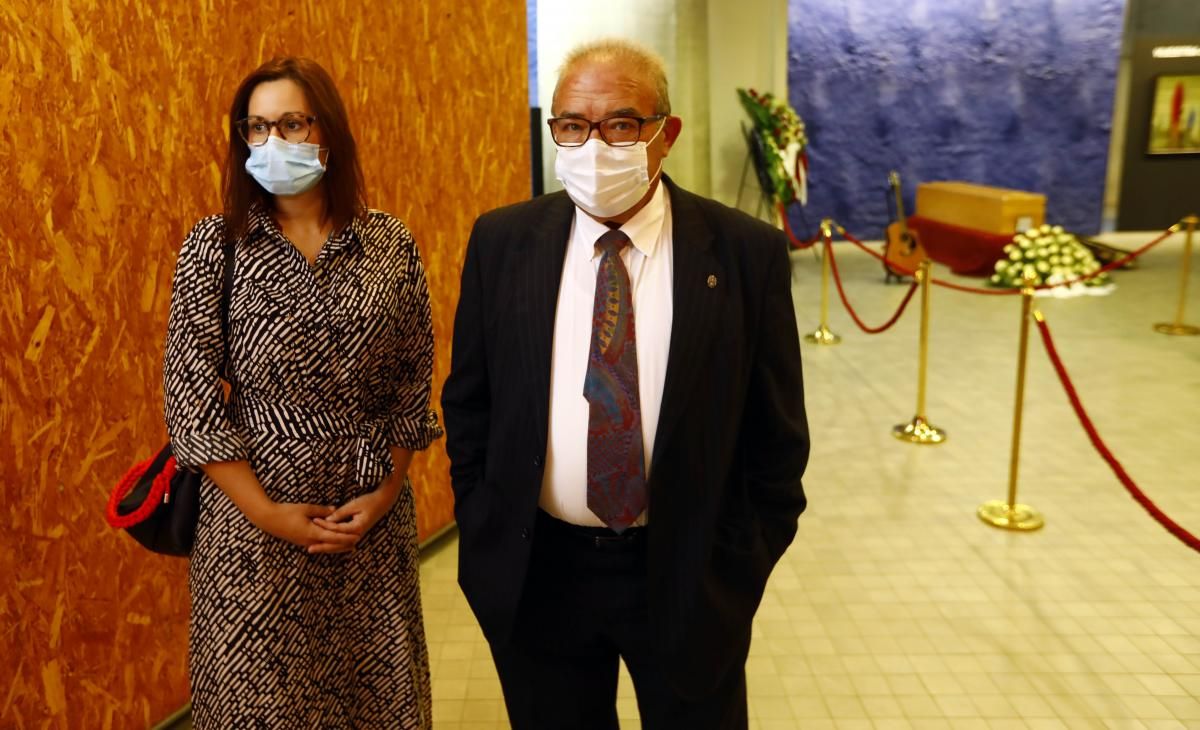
[[804, 218, 842, 345], [979, 277, 1044, 531], [1154, 215, 1199, 336], [893, 260, 946, 444]]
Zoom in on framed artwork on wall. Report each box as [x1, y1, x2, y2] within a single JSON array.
[[1147, 74, 1200, 155]]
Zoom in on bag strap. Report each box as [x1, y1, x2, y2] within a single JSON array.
[[219, 239, 235, 379]]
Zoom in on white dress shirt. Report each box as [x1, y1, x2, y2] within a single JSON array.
[[539, 184, 674, 527]]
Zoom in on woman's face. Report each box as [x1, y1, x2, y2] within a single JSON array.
[[246, 78, 322, 147]]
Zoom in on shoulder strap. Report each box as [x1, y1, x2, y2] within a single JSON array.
[[219, 239, 235, 379]]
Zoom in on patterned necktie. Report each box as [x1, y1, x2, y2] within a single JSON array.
[[584, 228, 646, 533]]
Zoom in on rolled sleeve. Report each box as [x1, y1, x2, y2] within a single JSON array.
[[170, 422, 248, 470], [384, 227, 443, 453], [162, 216, 248, 470], [386, 408, 443, 452]]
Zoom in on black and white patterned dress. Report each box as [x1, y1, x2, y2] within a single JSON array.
[[164, 207, 441, 729]]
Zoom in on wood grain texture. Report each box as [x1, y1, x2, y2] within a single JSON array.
[[0, 2, 528, 726]]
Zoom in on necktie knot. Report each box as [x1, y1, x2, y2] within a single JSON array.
[[595, 229, 631, 257]]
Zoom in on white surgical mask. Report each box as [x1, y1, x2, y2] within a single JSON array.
[[244, 135, 327, 196], [554, 121, 665, 218]]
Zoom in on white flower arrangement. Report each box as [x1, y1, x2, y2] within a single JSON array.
[[988, 224, 1114, 298]]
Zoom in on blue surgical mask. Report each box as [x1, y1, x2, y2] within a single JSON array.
[[244, 135, 327, 196]]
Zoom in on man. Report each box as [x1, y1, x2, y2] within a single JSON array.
[[442, 38, 809, 729]]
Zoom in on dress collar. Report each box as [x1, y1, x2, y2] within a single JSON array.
[[246, 204, 363, 255]]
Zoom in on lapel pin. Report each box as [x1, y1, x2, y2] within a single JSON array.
[[707, 274, 718, 289]]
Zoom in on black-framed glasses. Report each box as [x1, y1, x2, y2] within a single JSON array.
[[547, 114, 666, 147], [236, 112, 318, 146]]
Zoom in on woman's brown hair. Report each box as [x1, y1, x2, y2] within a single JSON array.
[[222, 57, 366, 240]]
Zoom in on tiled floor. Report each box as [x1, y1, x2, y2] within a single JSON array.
[[420, 229, 1200, 729]]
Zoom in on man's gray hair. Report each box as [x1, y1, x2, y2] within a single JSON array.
[[554, 38, 672, 115]]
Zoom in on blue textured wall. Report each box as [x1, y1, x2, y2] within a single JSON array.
[[787, 0, 1125, 237], [528, 0, 538, 107]]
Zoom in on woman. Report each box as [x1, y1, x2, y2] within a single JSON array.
[[164, 57, 440, 728]]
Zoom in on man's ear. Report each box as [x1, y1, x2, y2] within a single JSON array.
[[661, 116, 684, 156]]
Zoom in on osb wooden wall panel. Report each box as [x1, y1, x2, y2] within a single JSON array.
[[0, 1, 529, 727]]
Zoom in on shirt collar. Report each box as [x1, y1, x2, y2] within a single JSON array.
[[574, 183, 668, 259]]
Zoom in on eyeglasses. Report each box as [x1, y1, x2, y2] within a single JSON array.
[[547, 114, 666, 147], [236, 113, 318, 146]]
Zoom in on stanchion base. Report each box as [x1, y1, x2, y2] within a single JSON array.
[[977, 501, 1044, 531], [1153, 322, 1200, 336], [804, 325, 842, 345], [892, 416, 946, 444]]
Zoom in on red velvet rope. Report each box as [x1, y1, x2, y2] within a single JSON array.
[[1034, 315, 1200, 553], [105, 454, 178, 529], [777, 203, 821, 250], [834, 226, 1020, 295], [825, 240, 920, 333], [834, 224, 1180, 296]]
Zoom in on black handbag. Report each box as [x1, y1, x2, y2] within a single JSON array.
[[105, 238, 235, 556]]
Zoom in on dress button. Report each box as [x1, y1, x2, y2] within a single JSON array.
[[532, 455, 542, 468], [521, 528, 530, 540]]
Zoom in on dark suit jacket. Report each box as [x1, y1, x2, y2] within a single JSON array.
[[442, 177, 809, 698]]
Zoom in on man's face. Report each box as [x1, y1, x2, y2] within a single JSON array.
[[552, 60, 682, 218]]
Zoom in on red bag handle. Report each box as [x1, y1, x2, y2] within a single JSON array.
[[104, 455, 179, 529]]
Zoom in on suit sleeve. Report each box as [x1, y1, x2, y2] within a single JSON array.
[[744, 235, 810, 560], [441, 217, 490, 498]]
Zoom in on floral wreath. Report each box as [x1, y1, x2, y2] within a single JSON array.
[[737, 88, 809, 207]]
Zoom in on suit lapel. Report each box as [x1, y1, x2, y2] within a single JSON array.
[[651, 179, 721, 471], [517, 193, 575, 448]]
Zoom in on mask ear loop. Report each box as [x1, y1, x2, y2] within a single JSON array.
[[644, 118, 668, 183]]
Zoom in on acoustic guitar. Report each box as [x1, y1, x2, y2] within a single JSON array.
[[883, 171, 927, 280]]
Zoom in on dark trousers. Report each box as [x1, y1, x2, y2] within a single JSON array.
[[489, 510, 748, 730]]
